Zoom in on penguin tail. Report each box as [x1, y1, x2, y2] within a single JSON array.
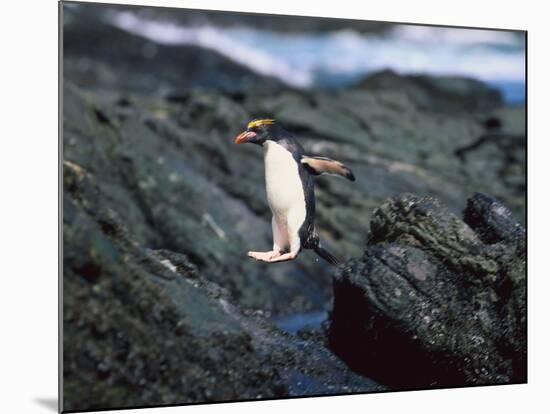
[[314, 245, 340, 266]]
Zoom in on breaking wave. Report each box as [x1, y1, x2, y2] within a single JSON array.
[[110, 11, 525, 102]]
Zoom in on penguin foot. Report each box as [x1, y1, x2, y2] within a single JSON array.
[[265, 251, 298, 263], [248, 250, 282, 262]]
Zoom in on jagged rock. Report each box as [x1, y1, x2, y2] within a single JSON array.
[[328, 193, 526, 389]]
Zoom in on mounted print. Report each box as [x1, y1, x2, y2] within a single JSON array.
[[60, 1, 527, 412]]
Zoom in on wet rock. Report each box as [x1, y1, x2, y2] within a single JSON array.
[[62, 67, 525, 315], [62, 7, 526, 404], [328, 193, 526, 389], [63, 161, 383, 411], [454, 120, 526, 207], [63, 81, 335, 316], [356, 69, 503, 112]]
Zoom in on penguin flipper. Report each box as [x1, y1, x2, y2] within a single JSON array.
[[301, 156, 355, 181], [313, 245, 340, 265]]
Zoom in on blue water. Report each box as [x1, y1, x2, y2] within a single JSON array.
[[272, 311, 328, 334], [487, 80, 525, 104], [111, 11, 526, 103]]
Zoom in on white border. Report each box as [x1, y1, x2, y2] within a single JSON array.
[[2, 0, 548, 413]]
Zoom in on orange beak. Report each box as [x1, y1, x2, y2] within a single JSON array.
[[234, 131, 257, 144]]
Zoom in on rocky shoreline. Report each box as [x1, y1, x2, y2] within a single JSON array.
[[329, 193, 526, 389], [64, 160, 384, 411], [62, 6, 526, 411]]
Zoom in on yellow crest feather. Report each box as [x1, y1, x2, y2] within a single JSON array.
[[247, 119, 275, 129]]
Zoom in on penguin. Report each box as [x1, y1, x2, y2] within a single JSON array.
[[234, 119, 355, 265]]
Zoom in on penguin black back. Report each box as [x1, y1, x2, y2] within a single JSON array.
[[234, 119, 355, 265]]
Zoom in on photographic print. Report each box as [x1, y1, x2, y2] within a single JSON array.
[[60, 1, 526, 412]]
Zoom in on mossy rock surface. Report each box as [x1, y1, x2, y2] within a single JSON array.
[[62, 6, 525, 409], [328, 193, 526, 388]]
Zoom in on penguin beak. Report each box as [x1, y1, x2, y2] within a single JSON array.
[[234, 131, 257, 144]]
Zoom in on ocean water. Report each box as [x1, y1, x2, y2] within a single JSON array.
[[272, 310, 328, 334], [110, 11, 525, 103]]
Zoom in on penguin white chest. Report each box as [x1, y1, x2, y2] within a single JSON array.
[[263, 141, 306, 227]]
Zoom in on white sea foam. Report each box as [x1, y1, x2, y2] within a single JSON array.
[[109, 11, 525, 93], [111, 12, 313, 87]]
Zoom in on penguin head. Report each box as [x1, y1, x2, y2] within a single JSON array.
[[234, 119, 279, 146]]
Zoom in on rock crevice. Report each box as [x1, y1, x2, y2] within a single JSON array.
[[328, 193, 526, 388]]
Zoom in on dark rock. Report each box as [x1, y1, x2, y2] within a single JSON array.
[[62, 64, 525, 313], [356, 69, 503, 113], [63, 160, 383, 411], [63, 81, 336, 316], [62, 7, 526, 405], [454, 131, 526, 204], [328, 193, 526, 389], [482, 116, 503, 130], [464, 192, 526, 246], [63, 6, 283, 95]]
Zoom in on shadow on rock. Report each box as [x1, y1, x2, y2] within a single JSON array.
[[62, 161, 383, 411], [328, 193, 526, 389]]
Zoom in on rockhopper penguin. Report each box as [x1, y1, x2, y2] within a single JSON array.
[[234, 119, 355, 265]]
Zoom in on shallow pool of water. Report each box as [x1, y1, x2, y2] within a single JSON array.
[[271, 310, 328, 334]]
